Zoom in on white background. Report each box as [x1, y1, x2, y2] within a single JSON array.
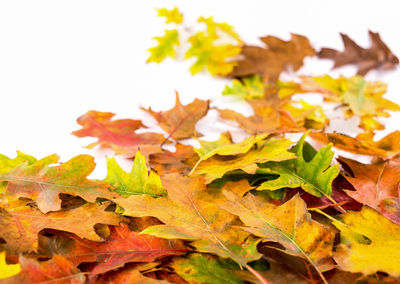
[[1, 0, 399, 178]]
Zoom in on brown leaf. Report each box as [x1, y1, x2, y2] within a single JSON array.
[[339, 157, 400, 225], [0, 255, 86, 284], [231, 33, 315, 81], [0, 203, 123, 254], [318, 31, 399, 75], [72, 110, 166, 155], [141, 92, 209, 140], [310, 131, 400, 160], [55, 223, 187, 276]]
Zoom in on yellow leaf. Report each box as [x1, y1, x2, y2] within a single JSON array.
[[0, 251, 20, 279], [157, 7, 183, 24], [147, 29, 179, 63], [332, 206, 400, 277]]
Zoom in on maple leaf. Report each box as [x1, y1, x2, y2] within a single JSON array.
[[0, 202, 123, 254], [73, 110, 166, 155], [0, 255, 85, 284], [115, 174, 267, 282], [141, 92, 209, 140], [318, 31, 399, 75], [157, 7, 183, 24], [0, 251, 20, 280], [171, 253, 244, 284], [329, 206, 400, 277], [185, 17, 242, 75], [222, 75, 265, 100], [57, 223, 187, 276], [256, 133, 340, 198], [149, 144, 198, 176], [105, 151, 166, 198], [147, 29, 180, 64], [230, 33, 315, 81], [219, 192, 335, 284], [310, 131, 400, 160], [339, 157, 400, 225], [0, 153, 118, 213], [191, 137, 296, 183]]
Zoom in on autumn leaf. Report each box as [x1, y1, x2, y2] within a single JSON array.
[[339, 157, 400, 225], [0, 251, 20, 280], [310, 131, 400, 160], [219, 192, 335, 283], [185, 17, 242, 75], [73, 110, 166, 155], [318, 31, 399, 75], [330, 206, 400, 277], [157, 7, 183, 24], [230, 33, 315, 81], [281, 100, 328, 130], [0, 153, 118, 213], [0, 202, 123, 254], [191, 137, 296, 183], [147, 30, 180, 64], [98, 267, 171, 284], [56, 223, 187, 276], [171, 253, 244, 284], [0, 255, 85, 284], [149, 144, 198, 176], [256, 133, 340, 198], [105, 151, 166, 198], [115, 174, 265, 281], [141, 92, 209, 140], [222, 75, 265, 100], [304, 75, 400, 131]]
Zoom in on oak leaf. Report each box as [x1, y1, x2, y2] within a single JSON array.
[[318, 31, 399, 75], [331, 206, 400, 277], [219, 192, 335, 283], [339, 157, 400, 225], [141, 92, 209, 140], [171, 253, 243, 284], [105, 151, 166, 198], [149, 144, 197, 176], [0, 153, 118, 213], [256, 133, 340, 198], [191, 137, 296, 183], [0, 251, 20, 280], [147, 29, 180, 64], [59, 223, 187, 276], [310, 131, 400, 160], [231, 33, 315, 81], [0, 202, 123, 254], [0, 255, 85, 284], [115, 174, 264, 274], [157, 7, 183, 24], [73, 110, 165, 155], [222, 75, 264, 100]]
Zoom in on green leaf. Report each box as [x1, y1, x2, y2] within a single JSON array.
[[222, 75, 264, 100], [257, 133, 339, 197], [157, 7, 183, 24], [147, 29, 179, 63], [105, 151, 166, 198], [172, 253, 243, 284]]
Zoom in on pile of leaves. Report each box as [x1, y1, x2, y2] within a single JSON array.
[[1, 7, 400, 284]]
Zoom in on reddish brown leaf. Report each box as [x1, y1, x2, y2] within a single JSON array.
[[141, 92, 209, 140], [0, 255, 85, 284], [339, 157, 400, 225], [0, 203, 123, 254], [231, 33, 315, 81], [318, 31, 399, 75], [72, 110, 166, 155], [58, 223, 187, 276]]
